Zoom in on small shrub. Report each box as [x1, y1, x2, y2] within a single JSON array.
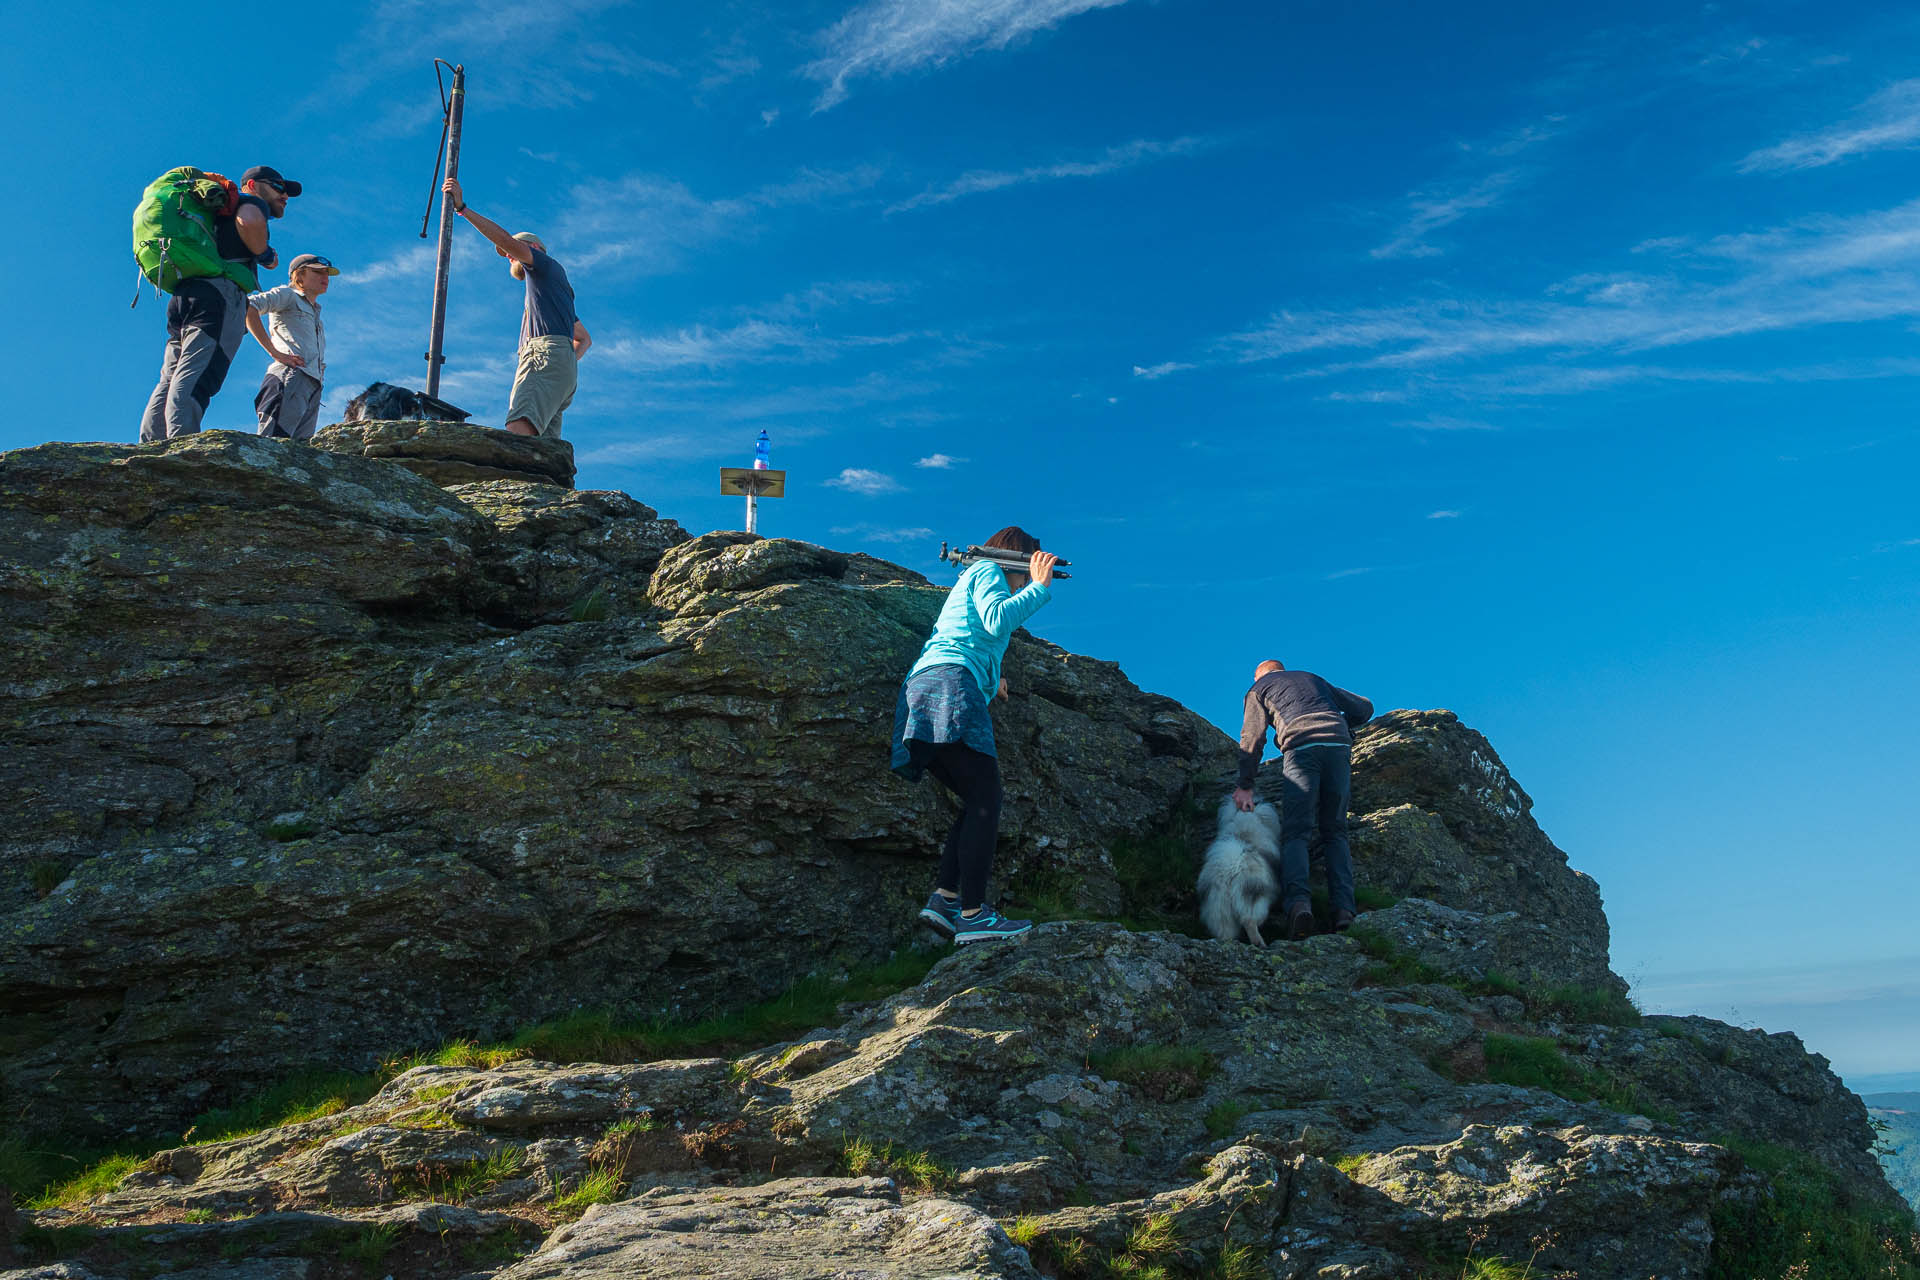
[[1332, 1152, 1371, 1177], [1089, 1046, 1217, 1103], [1709, 1135, 1920, 1280]]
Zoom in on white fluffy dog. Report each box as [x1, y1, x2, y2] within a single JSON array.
[[1197, 795, 1284, 945]]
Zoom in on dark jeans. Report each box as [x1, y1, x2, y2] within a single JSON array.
[[1279, 745, 1355, 916], [925, 744, 1003, 910]]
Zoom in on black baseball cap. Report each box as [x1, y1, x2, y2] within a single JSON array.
[[242, 166, 303, 197]]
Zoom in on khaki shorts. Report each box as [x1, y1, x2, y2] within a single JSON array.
[[505, 335, 578, 438]]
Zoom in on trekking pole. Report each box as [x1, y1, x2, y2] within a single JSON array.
[[424, 60, 465, 397]]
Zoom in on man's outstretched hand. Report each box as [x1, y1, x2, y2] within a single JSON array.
[[443, 177, 463, 209], [1232, 787, 1256, 812]]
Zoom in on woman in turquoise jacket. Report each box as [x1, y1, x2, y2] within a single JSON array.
[[890, 526, 1060, 943]]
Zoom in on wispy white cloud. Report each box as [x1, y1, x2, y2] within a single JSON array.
[[1397, 414, 1499, 432], [915, 453, 964, 469], [1325, 567, 1374, 580], [825, 467, 902, 494], [575, 433, 722, 466], [558, 166, 884, 274], [1372, 170, 1522, 260], [829, 523, 936, 543], [1131, 360, 1194, 380], [889, 136, 1210, 212], [805, 0, 1128, 111], [1229, 198, 1920, 377], [303, 0, 673, 121], [1428, 510, 1462, 519], [596, 320, 916, 372], [1741, 79, 1920, 173]]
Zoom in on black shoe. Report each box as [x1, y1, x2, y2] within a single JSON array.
[[1331, 909, 1356, 932], [1287, 907, 1316, 941]]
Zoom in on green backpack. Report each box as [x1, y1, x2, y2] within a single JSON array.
[[131, 168, 260, 298]]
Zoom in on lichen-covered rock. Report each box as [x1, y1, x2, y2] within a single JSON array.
[[0, 440, 1228, 1139], [1356, 896, 1602, 992], [312, 419, 576, 488], [1240, 709, 1623, 994], [496, 1178, 1041, 1279]]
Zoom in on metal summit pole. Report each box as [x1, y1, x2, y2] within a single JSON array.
[[425, 63, 465, 397]]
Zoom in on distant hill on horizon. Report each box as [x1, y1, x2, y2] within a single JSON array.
[[1868, 1093, 1920, 1210], [1852, 1071, 1920, 1094]]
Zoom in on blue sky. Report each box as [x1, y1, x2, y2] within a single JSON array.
[[5, 0, 1918, 1083]]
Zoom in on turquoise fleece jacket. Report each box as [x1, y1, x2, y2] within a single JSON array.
[[907, 560, 1053, 700]]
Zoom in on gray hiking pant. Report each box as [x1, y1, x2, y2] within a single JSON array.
[[139, 277, 247, 441], [504, 335, 577, 438], [255, 365, 323, 442]]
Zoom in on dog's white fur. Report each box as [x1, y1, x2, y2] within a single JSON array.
[[1197, 795, 1284, 945]]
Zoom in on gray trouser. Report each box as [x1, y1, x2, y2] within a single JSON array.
[[139, 277, 247, 442], [1278, 744, 1356, 916], [255, 365, 324, 441]]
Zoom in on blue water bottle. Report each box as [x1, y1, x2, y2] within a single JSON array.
[[753, 430, 770, 470]]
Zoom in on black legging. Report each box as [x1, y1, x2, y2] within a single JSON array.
[[925, 744, 1003, 910]]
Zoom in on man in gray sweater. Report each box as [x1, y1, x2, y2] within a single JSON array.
[[1232, 660, 1374, 940]]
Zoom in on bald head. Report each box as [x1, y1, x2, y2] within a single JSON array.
[[1255, 660, 1285, 679]]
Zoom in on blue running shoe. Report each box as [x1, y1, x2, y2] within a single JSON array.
[[918, 891, 962, 938], [953, 905, 1033, 944]]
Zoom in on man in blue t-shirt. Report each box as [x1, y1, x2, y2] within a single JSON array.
[[443, 178, 592, 439], [140, 165, 297, 441]]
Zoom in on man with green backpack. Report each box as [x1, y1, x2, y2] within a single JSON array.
[[137, 165, 299, 442]]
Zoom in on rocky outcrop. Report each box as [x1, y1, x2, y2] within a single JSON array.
[[0, 435, 1227, 1140], [13, 914, 1902, 1279], [313, 420, 576, 488], [3, 432, 1908, 1280]]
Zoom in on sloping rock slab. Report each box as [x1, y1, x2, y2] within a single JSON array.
[[497, 1177, 1040, 1278], [314, 420, 575, 489], [450, 480, 689, 623]]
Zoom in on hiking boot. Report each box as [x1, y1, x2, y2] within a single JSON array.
[[1331, 909, 1356, 933], [917, 891, 962, 939], [953, 905, 1033, 944], [1286, 906, 1317, 941]]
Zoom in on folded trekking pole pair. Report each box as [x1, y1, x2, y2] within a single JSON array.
[[937, 542, 1074, 579]]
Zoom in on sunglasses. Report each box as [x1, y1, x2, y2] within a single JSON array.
[[257, 180, 286, 195]]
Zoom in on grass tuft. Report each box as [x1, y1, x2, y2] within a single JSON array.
[[837, 1136, 955, 1192], [566, 584, 611, 622], [27, 860, 73, 897], [336, 1223, 399, 1266], [1203, 1100, 1248, 1140], [552, 1166, 624, 1217], [1089, 1046, 1217, 1103]]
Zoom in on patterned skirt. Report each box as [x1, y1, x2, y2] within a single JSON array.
[[890, 663, 996, 780]]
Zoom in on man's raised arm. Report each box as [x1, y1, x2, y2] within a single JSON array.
[[443, 178, 533, 264]]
